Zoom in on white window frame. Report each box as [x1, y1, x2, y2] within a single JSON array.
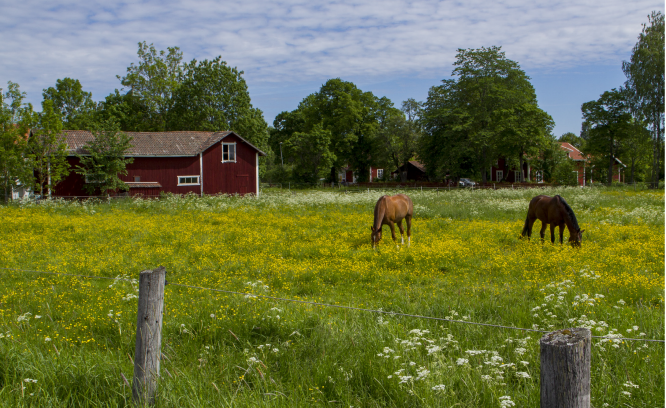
[[496, 170, 503, 181], [377, 169, 384, 179], [85, 173, 105, 184], [222, 143, 237, 163], [177, 176, 200, 186], [515, 170, 522, 182], [535, 171, 543, 183]]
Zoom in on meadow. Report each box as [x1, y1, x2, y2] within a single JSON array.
[[0, 186, 663, 407]]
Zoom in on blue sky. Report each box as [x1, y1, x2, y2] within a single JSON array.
[[0, 0, 662, 136]]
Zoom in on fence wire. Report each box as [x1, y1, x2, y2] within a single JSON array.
[[1, 266, 663, 343]]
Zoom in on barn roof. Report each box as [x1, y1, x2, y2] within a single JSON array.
[[62, 130, 266, 157]]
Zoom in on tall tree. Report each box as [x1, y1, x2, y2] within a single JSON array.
[[298, 79, 382, 181], [622, 11, 665, 187], [620, 118, 652, 183], [171, 56, 269, 149], [581, 89, 631, 184], [282, 124, 336, 183], [74, 119, 134, 196], [42, 78, 96, 130], [420, 47, 550, 183], [375, 100, 421, 181], [117, 42, 183, 131], [24, 100, 70, 197], [0, 82, 32, 201]]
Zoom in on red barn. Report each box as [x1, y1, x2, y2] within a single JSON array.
[[55, 130, 266, 197]]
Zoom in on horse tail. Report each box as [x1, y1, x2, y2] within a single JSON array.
[[521, 213, 530, 237]]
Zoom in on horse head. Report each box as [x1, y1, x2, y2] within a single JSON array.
[[570, 229, 585, 247], [370, 226, 382, 248]]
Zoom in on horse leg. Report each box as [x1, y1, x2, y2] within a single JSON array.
[[540, 222, 547, 242], [397, 220, 405, 245], [406, 215, 412, 247], [559, 223, 565, 244], [527, 218, 536, 239], [550, 224, 556, 244], [389, 222, 398, 249]]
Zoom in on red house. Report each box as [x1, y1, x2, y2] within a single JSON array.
[[55, 130, 266, 197]]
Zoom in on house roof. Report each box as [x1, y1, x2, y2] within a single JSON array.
[[560, 142, 586, 161], [62, 130, 266, 157], [408, 160, 426, 173]]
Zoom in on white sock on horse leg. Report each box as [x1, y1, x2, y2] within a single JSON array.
[[401, 236, 404, 244], [408, 237, 411, 247]]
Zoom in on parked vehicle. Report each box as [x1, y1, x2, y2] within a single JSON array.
[[459, 178, 476, 187]]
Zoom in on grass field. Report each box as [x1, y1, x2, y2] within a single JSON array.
[[0, 186, 663, 407]]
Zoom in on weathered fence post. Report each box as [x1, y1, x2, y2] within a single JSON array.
[[540, 328, 591, 408], [132, 266, 167, 405]]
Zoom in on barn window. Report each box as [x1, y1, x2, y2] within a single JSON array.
[[222, 143, 236, 162], [496, 170, 503, 181], [514, 170, 522, 182], [377, 169, 384, 179], [177, 176, 200, 186]]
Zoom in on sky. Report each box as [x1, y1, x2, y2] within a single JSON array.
[[0, 0, 662, 137]]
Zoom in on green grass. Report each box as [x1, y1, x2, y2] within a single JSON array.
[[0, 186, 663, 407]]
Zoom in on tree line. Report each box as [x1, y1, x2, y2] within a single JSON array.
[[562, 11, 664, 186], [0, 42, 270, 200], [1, 12, 663, 200]]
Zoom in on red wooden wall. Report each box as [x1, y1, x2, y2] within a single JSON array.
[[202, 133, 257, 195], [53, 135, 258, 197]]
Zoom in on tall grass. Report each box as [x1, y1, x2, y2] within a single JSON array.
[[0, 186, 663, 407]]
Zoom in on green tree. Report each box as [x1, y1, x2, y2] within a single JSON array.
[[619, 118, 652, 183], [298, 79, 382, 181], [420, 47, 549, 183], [96, 90, 152, 132], [282, 124, 336, 183], [42, 78, 96, 130], [74, 119, 134, 196], [170, 56, 269, 147], [117, 42, 183, 131], [581, 89, 631, 184], [0, 82, 32, 201], [622, 11, 665, 187], [24, 100, 70, 197], [375, 103, 421, 181]]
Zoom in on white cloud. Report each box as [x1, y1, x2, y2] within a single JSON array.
[[0, 0, 661, 111]]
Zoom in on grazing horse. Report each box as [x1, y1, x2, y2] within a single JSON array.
[[371, 194, 413, 249], [521, 195, 584, 247]]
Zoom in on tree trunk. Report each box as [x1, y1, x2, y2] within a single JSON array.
[[518, 154, 524, 183], [481, 148, 487, 184], [630, 157, 635, 184]]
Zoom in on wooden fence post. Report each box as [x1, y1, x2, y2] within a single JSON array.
[[540, 328, 591, 408], [132, 266, 166, 405]]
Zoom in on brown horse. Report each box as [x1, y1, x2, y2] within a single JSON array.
[[521, 195, 584, 246], [371, 194, 413, 249]]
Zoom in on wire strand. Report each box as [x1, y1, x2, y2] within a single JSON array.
[[1, 267, 663, 343]]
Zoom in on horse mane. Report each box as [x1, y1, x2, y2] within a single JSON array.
[[373, 196, 387, 230], [555, 195, 580, 231]]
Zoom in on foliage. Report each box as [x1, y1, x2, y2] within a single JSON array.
[[74, 119, 133, 196], [0, 82, 32, 201], [420, 47, 552, 183], [170, 57, 269, 150], [622, 11, 665, 186], [581, 89, 631, 184], [23, 100, 69, 196], [0, 187, 663, 407], [375, 99, 422, 181], [116, 42, 184, 132], [42, 78, 97, 130], [282, 124, 336, 183]]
